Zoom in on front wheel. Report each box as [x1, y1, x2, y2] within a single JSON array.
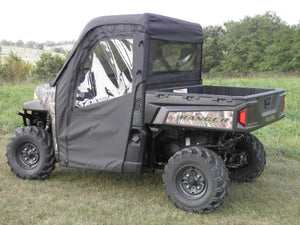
[[163, 146, 230, 213], [6, 126, 55, 180]]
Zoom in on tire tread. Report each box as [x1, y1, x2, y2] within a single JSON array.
[[6, 126, 55, 180], [230, 134, 266, 182], [163, 146, 230, 213]]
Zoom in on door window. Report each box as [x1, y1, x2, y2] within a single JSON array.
[[75, 39, 133, 108]]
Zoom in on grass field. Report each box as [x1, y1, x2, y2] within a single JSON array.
[[0, 75, 299, 224]]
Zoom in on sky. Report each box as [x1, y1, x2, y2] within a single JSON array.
[[0, 0, 299, 43]]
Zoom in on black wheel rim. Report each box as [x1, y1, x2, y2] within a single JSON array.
[[227, 143, 249, 173], [176, 166, 207, 200], [16, 143, 40, 169]]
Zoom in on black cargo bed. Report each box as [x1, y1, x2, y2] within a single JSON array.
[[145, 85, 285, 132], [157, 85, 278, 97]]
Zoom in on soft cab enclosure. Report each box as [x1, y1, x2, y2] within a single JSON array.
[[51, 13, 204, 172]]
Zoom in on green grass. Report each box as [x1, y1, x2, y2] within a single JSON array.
[[0, 137, 299, 224], [0, 81, 44, 132], [0, 74, 300, 224]]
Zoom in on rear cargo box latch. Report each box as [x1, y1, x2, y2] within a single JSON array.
[[264, 96, 272, 110]]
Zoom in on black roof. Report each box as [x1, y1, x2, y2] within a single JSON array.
[[80, 13, 203, 43]]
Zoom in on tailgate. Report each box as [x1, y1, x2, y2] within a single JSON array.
[[242, 89, 285, 131]]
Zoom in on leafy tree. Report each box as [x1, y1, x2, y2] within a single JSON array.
[[33, 52, 65, 79], [44, 40, 56, 47], [1, 39, 10, 46], [219, 12, 295, 74], [52, 47, 65, 54], [289, 24, 300, 71], [35, 43, 44, 50], [1, 39, 13, 46], [0, 52, 32, 81], [16, 40, 24, 47], [25, 41, 36, 48], [259, 19, 294, 72], [0, 57, 2, 75], [202, 25, 225, 73]]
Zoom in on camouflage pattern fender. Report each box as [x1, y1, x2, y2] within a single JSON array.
[[153, 106, 234, 130], [33, 83, 57, 152]]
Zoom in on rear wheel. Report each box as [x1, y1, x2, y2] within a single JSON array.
[[227, 134, 266, 182], [163, 146, 230, 213], [6, 126, 55, 180]]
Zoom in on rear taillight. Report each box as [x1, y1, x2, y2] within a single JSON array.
[[283, 97, 286, 112], [238, 107, 247, 127]]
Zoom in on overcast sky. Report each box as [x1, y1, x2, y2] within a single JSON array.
[[1, 0, 299, 43]]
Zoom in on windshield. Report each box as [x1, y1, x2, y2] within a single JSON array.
[[152, 40, 198, 73]]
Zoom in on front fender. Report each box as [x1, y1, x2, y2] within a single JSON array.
[[23, 99, 47, 112]]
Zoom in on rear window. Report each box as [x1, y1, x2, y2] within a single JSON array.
[[152, 40, 198, 73]]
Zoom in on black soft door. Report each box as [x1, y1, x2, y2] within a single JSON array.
[[64, 38, 134, 172]]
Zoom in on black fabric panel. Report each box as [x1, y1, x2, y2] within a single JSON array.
[[146, 80, 201, 91], [67, 94, 134, 171], [146, 14, 203, 43], [147, 71, 200, 85]]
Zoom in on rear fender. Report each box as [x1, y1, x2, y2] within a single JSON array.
[[153, 106, 235, 131]]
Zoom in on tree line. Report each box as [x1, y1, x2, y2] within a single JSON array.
[[202, 12, 300, 73], [0, 40, 74, 53], [0, 52, 66, 82], [0, 12, 299, 82], [0, 39, 74, 48]]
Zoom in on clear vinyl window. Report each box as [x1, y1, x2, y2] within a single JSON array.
[[75, 39, 133, 108], [152, 40, 198, 73]]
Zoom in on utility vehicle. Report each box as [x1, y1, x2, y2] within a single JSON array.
[[6, 13, 285, 213]]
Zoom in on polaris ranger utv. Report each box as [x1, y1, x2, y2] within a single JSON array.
[[6, 13, 285, 213]]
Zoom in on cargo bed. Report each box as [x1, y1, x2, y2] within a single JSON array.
[[145, 85, 285, 132]]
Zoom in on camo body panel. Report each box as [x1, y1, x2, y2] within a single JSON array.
[[34, 83, 57, 152], [166, 111, 233, 129]]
